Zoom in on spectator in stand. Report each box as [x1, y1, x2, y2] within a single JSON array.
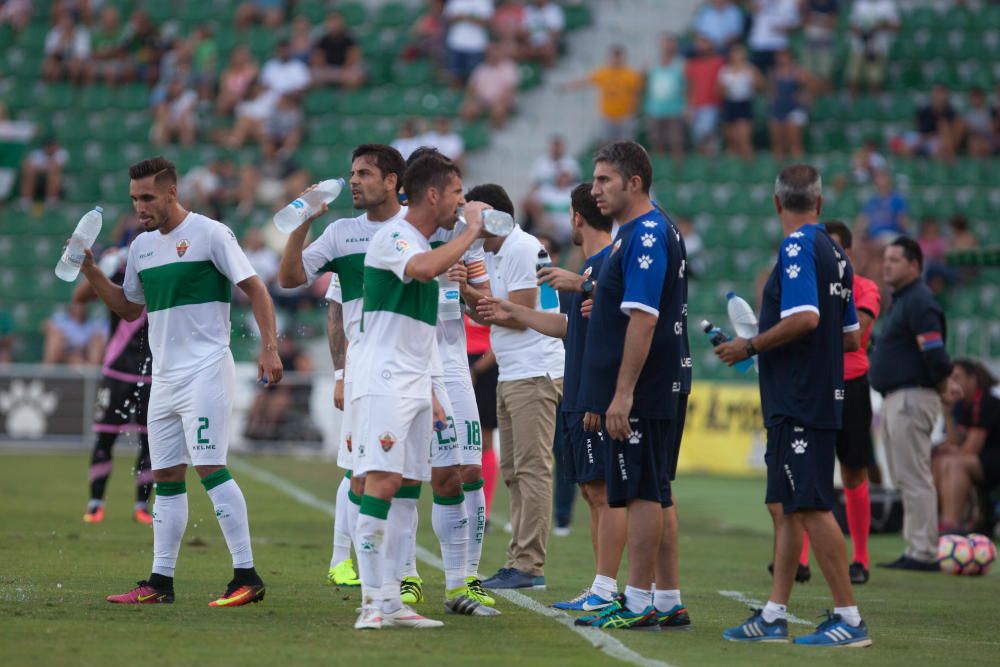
[[845, 0, 898, 96], [461, 42, 520, 129], [644, 34, 687, 160], [241, 227, 280, 295], [860, 170, 908, 243], [391, 118, 425, 161], [767, 49, 810, 161], [226, 78, 277, 147], [408, 0, 446, 65], [564, 45, 644, 144], [261, 40, 311, 96], [962, 87, 997, 159], [443, 0, 495, 85], [86, 6, 126, 85], [692, 0, 745, 54], [0, 310, 14, 364], [152, 79, 198, 147], [121, 9, 163, 84], [492, 0, 525, 51], [685, 33, 725, 155], [310, 11, 365, 89], [519, 0, 564, 68], [18, 137, 68, 209], [216, 46, 259, 115], [287, 15, 313, 63], [42, 13, 91, 83], [420, 116, 466, 166], [948, 214, 977, 251], [265, 93, 305, 157], [42, 302, 106, 367], [236, 143, 309, 214], [718, 43, 761, 160], [850, 136, 888, 184], [190, 24, 219, 99], [524, 168, 577, 250], [936, 359, 1000, 534], [529, 134, 581, 188], [178, 159, 237, 221], [917, 217, 949, 270], [235, 0, 285, 30], [0, 0, 31, 32], [747, 0, 800, 75], [801, 0, 840, 92], [906, 84, 960, 162]]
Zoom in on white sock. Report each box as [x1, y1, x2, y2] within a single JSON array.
[[834, 605, 862, 627], [355, 496, 390, 608], [463, 483, 486, 578], [762, 600, 787, 623], [653, 588, 682, 611], [432, 494, 469, 591], [151, 483, 188, 577], [381, 499, 413, 614], [204, 474, 253, 568], [624, 585, 652, 614], [591, 574, 618, 600], [330, 476, 352, 567], [397, 498, 420, 579]]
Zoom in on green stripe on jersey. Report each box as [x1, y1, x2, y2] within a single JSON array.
[[318, 253, 365, 302], [139, 260, 231, 313], [362, 267, 437, 327], [430, 241, 444, 249]]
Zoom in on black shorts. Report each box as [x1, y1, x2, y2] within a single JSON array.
[[722, 99, 754, 123], [836, 376, 875, 469], [560, 411, 606, 485], [980, 448, 1000, 491], [765, 422, 836, 514], [659, 394, 689, 508], [468, 354, 498, 430], [605, 415, 674, 509], [93, 377, 150, 430]]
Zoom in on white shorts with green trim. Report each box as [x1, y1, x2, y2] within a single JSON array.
[[147, 353, 234, 470], [351, 393, 433, 481], [432, 377, 483, 468], [337, 380, 354, 471]]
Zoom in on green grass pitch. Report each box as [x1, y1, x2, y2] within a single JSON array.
[[1, 451, 998, 666]]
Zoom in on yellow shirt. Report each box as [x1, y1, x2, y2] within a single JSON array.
[[589, 66, 644, 120]]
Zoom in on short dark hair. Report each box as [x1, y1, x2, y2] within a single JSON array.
[[402, 153, 461, 204], [593, 141, 652, 194], [889, 236, 923, 270], [822, 220, 852, 249], [464, 183, 515, 216], [775, 164, 822, 213], [129, 156, 177, 186], [953, 358, 998, 391], [571, 182, 612, 233], [352, 144, 406, 184], [406, 145, 446, 168]]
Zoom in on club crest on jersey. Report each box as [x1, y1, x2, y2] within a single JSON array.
[[176, 239, 190, 257], [610, 238, 622, 255], [379, 431, 396, 452], [583, 266, 594, 279]]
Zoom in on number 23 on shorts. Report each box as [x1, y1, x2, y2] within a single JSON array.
[[196, 417, 212, 448]]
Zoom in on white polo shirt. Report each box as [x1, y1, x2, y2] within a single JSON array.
[[485, 225, 565, 382]]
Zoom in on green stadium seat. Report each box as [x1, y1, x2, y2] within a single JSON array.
[[78, 86, 114, 111], [115, 84, 150, 111], [376, 2, 416, 29], [563, 4, 592, 31], [339, 2, 367, 28], [462, 122, 490, 151]]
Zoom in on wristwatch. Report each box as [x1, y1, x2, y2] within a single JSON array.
[[745, 338, 757, 358], [581, 279, 595, 298]]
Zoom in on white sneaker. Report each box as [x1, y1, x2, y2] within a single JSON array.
[[382, 604, 444, 628], [354, 605, 383, 630], [553, 526, 571, 537]]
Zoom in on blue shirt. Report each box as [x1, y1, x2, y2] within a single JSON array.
[[580, 207, 688, 419], [693, 5, 745, 50], [863, 192, 908, 239], [758, 223, 860, 430], [560, 245, 611, 413]]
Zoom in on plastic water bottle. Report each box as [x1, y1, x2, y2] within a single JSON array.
[[438, 272, 463, 321], [55, 206, 103, 282], [456, 206, 515, 237], [727, 292, 759, 339], [701, 319, 754, 373], [536, 248, 560, 310], [536, 248, 553, 272], [273, 178, 346, 233]]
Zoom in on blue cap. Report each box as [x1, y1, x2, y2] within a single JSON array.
[[95, 206, 104, 213], [726, 291, 735, 300]]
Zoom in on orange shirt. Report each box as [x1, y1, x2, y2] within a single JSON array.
[[845, 273, 881, 380], [589, 66, 644, 120]]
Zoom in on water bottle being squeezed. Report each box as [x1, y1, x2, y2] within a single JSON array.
[[55, 206, 103, 282], [273, 178, 346, 233]]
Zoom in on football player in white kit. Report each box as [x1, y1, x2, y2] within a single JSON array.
[[276, 145, 408, 588]]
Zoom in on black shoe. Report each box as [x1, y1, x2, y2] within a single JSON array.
[[849, 561, 870, 584], [877, 555, 939, 572], [767, 561, 811, 583]]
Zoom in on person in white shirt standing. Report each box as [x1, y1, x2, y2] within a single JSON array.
[[846, 0, 899, 96], [80, 156, 283, 608], [747, 0, 800, 74], [468, 184, 565, 591], [443, 0, 494, 85]]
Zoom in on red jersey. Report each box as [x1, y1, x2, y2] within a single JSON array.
[[845, 273, 881, 380]]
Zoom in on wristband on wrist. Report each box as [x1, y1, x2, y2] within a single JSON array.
[[745, 337, 757, 357], [334, 369, 344, 381]]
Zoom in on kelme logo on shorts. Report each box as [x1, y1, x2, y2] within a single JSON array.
[[176, 239, 190, 257], [379, 431, 396, 452]]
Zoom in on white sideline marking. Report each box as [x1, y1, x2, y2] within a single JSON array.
[[231, 458, 674, 667], [717, 590, 812, 626]]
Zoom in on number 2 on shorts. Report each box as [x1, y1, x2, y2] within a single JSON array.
[[196, 417, 210, 444]]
